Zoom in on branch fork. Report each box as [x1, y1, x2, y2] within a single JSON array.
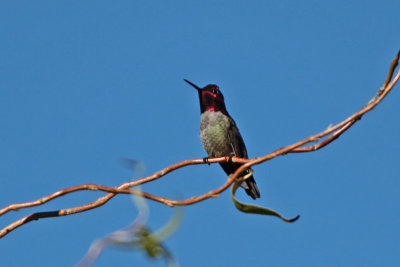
[[1, 50, 399, 238]]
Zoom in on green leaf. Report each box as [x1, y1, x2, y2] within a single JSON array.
[[231, 182, 300, 223]]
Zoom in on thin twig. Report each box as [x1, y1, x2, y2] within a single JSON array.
[[0, 50, 399, 238]]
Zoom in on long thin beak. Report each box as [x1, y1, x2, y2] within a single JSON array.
[[184, 79, 201, 91]]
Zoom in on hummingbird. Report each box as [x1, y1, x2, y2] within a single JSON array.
[[184, 79, 260, 200]]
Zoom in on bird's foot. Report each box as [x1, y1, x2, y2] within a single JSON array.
[[203, 157, 210, 165], [228, 152, 236, 163]]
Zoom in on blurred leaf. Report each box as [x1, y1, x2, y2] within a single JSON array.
[[120, 157, 146, 176], [76, 188, 182, 267], [151, 205, 184, 242]]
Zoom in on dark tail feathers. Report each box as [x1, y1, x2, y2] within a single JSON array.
[[220, 162, 261, 200], [240, 175, 260, 200]]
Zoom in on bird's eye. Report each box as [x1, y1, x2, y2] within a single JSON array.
[[212, 89, 219, 95]]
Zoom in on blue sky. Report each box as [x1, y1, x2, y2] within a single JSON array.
[[1, 1, 399, 266]]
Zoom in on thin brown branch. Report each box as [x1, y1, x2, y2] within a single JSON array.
[[291, 120, 356, 153], [383, 49, 400, 88], [0, 157, 234, 217], [1, 50, 399, 238]]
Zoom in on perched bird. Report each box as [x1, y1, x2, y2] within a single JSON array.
[[185, 79, 260, 199]]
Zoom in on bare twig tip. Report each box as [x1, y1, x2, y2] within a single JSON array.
[[1, 51, 399, 238]]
